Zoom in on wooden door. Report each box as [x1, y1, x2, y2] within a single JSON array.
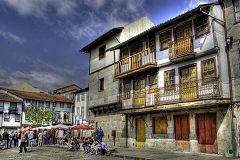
[[133, 79, 146, 107], [197, 113, 217, 153], [180, 65, 197, 100], [174, 115, 190, 151], [175, 24, 192, 55], [136, 118, 146, 147]]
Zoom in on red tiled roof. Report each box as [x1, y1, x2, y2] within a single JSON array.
[[4, 89, 73, 103], [0, 93, 22, 103]]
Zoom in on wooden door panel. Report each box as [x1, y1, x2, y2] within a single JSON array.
[[136, 118, 145, 148], [180, 65, 197, 100], [197, 113, 217, 154]]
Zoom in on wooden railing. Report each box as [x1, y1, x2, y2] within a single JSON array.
[[118, 78, 221, 109], [155, 78, 220, 104], [169, 36, 194, 60], [115, 48, 156, 76], [133, 90, 146, 107]]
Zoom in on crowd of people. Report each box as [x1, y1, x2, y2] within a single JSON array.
[[0, 127, 108, 156]]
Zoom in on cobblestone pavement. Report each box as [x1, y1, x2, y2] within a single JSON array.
[[0, 146, 122, 160], [0, 146, 238, 160]]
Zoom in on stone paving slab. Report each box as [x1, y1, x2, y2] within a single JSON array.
[[110, 148, 237, 160]]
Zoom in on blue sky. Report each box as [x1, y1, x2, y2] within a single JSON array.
[[0, 0, 215, 91]]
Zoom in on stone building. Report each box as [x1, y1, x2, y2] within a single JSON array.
[[219, 0, 240, 157], [109, 3, 233, 156], [80, 17, 154, 147]]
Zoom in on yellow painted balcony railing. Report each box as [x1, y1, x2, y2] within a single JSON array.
[[155, 78, 221, 104], [114, 48, 156, 76], [169, 36, 194, 60]]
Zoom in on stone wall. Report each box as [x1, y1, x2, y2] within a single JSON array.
[[127, 107, 232, 156], [94, 113, 126, 147]]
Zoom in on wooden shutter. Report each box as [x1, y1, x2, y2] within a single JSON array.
[[174, 116, 182, 140], [181, 115, 189, 140], [197, 114, 206, 144]]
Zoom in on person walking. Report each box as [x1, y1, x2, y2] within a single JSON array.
[[2, 130, 9, 149], [38, 131, 43, 146], [19, 130, 28, 153], [13, 131, 18, 147], [8, 131, 14, 148]]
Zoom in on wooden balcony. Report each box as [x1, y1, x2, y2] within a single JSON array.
[[114, 48, 157, 78], [155, 78, 221, 104], [169, 36, 195, 62], [118, 78, 221, 111]]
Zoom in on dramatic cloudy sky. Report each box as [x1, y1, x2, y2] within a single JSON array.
[[0, 0, 215, 91]]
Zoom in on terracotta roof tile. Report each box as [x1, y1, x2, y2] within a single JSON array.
[[4, 89, 73, 103], [0, 93, 22, 103]]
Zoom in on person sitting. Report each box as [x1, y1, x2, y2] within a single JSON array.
[[90, 140, 100, 155], [98, 141, 108, 155]]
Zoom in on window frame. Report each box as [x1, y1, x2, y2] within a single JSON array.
[[81, 94, 85, 101], [164, 69, 175, 91], [234, 0, 240, 23], [4, 113, 10, 122], [99, 45, 106, 60], [15, 114, 20, 122], [159, 31, 171, 51], [67, 103, 71, 108], [201, 58, 217, 83], [148, 74, 158, 93], [0, 101, 3, 112], [152, 116, 168, 134], [194, 14, 209, 38], [122, 79, 131, 100], [46, 101, 50, 108], [60, 103, 64, 108], [99, 78, 104, 91]]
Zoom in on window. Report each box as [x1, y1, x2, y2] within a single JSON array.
[[4, 113, 10, 122], [202, 58, 216, 82], [81, 106, 84, 118], [99, 45, 106, 60], [164, 69, 175, 91], [60, 103, 64, 108], [160, 31, 171, 50], [174, 115, 189, 140], [148, 74, 158, 93], [123, 80, 131, 99], [234, 0, 240, 22], [194, 15, 209, 37], [46, 102, 50, 108], [99, 78, 104, 91], [53, 102, 56, 108], [76, 107, 80, 115], [0, 101, 3, 112], [15, 114, 20, 122], [10, 102, 17, 113], [67, 103, 71, 108], [152, 117, 168, 134], [81, 94, 85, 101]]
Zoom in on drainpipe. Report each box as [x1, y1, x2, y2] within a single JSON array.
[[125, 114, 128, 147]]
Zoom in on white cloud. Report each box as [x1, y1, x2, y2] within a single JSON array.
[[1, 0, 147, 40], [1, 0, 78, 18], [66, 0, 146, 40], [181, 0, 216, 13], [0, 30, 25, 44]]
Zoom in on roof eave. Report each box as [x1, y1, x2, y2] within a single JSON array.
[[80, 27, 123, 53]]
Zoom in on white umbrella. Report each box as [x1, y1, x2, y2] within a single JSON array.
[[52, 124, 70, 129]]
